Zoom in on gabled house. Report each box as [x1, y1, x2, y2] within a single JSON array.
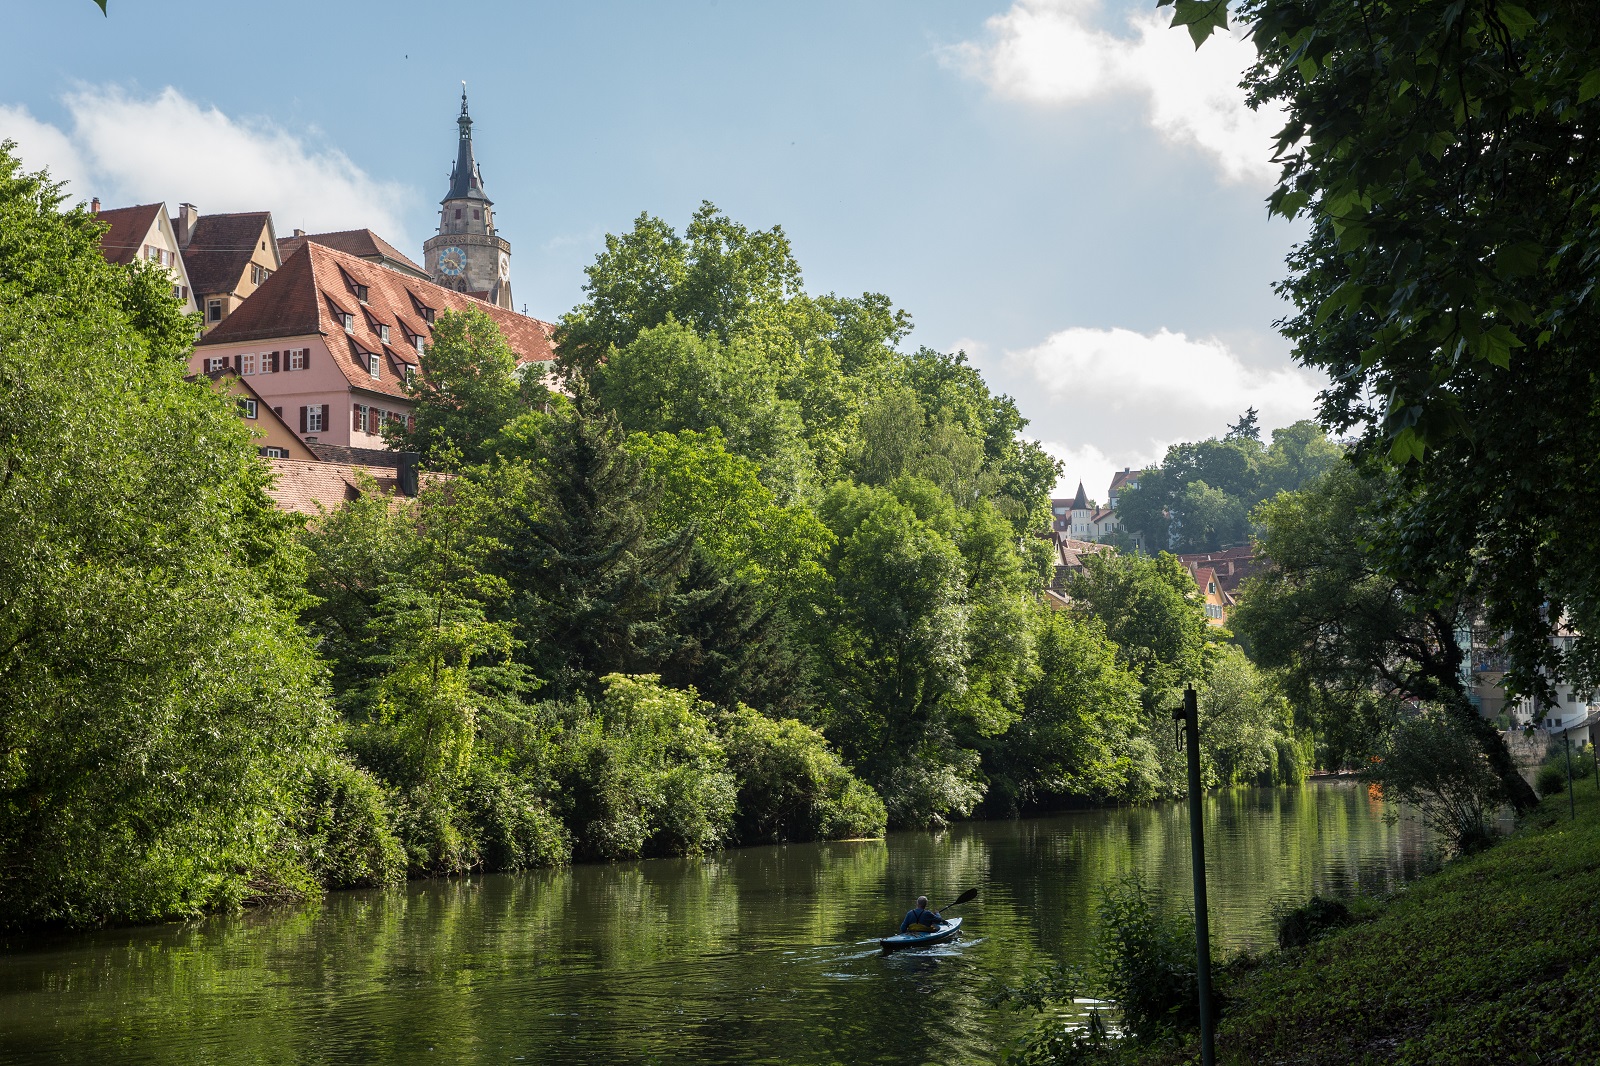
[[1188, 564, 1232, 627], [1051, 482, 1121, 542], [194, 368, 319, 461], [92, 201, 197, 313], [189, 239, 555, 450], [175, 206, 281, 331]]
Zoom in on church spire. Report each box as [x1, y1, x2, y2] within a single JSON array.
[[445, 83, 490, 204]]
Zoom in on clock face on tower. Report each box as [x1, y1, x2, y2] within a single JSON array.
[[437, 246, 467, 276], [498, 252, 510, 280]]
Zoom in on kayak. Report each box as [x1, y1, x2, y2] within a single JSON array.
[[880, 916, 962, 952]]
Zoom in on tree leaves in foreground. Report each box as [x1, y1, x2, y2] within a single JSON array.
[[1234, 0, 1600, 700], [0, 143, 334, 926]]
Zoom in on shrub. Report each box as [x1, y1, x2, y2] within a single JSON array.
[[876, 743, 986, 829], [1274, 895, 1354, 950], [1535, 760, 1567, 798], [719, 706, 886, 844], [555, 675, 737, 859], [1365, 707, 1507, 854], [1092, 874, 1202, 1040], [458, 763, 571, 870], [298, 758, 406, 888]]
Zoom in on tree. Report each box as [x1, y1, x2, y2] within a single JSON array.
[[1226, 406, 1261, 442], [1231, 462, 1538, 811], [985, 610, 1155, 810], [1212, 0, 1600, 700], [0, 144, 333, 926], [386, 307, 547, 467], [490, 399, 694, 700]]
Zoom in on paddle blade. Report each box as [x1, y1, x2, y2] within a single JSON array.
[[945, 888, 978, 910]]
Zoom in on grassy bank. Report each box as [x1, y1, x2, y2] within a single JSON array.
[[1105, 767, 1600, 1065]]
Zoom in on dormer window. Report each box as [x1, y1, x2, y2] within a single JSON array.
[[414, 335, 426, 357], [379, 324, 390, 344], [368, 353, 381, 379], [354, 284, 369, 304], [340, 312, 354, 333]]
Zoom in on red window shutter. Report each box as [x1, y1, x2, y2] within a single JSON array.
[[406, 414, 415, 432], [321, 404, 329, 429], [270, 351, 280, 372], [221, 355, 231, 369], [299, 406, 308, 433]]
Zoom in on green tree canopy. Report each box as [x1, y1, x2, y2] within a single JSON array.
[[0, 143, 334, 926]]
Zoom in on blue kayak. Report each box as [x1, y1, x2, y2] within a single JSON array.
[[880, 916, 962, 951]]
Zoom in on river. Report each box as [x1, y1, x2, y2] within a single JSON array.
[[0, 781, 1435, 1065]]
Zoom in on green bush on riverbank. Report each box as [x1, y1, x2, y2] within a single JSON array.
[[1017, 770, 1600, 1065]]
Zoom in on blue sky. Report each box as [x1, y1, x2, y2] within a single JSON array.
[[1, 0, 1319, 497]]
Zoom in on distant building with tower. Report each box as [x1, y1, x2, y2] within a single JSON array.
[[422, 87, 513, 309]]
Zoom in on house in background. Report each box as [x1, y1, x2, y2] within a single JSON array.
[[175, 206, 281, 331], [91, 200, 197, 313], [1107, 467, 1141, 509], [1050, 482, 1120, 542], [189, 240, 555, 451], [278, 228, 431, 282], [195, 368, 318, 461]]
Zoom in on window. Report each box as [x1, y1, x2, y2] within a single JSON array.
[[208, 300, 223, 322], [340, 312, 355, 333], [414, 335, 426, 357], [355, 284, 369, 304], [261, 446, 289, 458], [454, 208, 462, 219], [305, 406, 325, 433], [249, 264, 272, 285], [473, 209, 481, 220], [240, 353, 258, 375], [379, 324, 390, 344], [1206, 605, 1224, 619], [288, 348, 308, 371], [368, 352, 381, 379], [353, 404, 369, 434], [205, 355, 228, 373], [1208, 581, 1217, 594], [240, 398, 258, 419], [260, 351, 277, 374], [404, 363, 417, 381], [1569, 693, 1580, 704]]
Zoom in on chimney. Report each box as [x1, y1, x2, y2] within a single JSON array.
[[90, 197, 100, 213], [176, 203, 199, 248], [293, 228, 305, 237]]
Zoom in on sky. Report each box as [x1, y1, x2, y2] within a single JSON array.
[[0, 0, 1320, 500]]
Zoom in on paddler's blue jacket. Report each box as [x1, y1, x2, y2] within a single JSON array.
[[899, 907, 943, 933]]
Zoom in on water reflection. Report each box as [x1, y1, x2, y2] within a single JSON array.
[[0, 782, 1435, 1065]]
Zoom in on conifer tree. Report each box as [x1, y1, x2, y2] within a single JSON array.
[[493, 394, 694, 698]]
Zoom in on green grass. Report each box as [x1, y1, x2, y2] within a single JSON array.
[[1121, 769, 1600, 1065]]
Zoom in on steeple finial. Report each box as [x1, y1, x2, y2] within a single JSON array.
[[460, 81, 468, 116]]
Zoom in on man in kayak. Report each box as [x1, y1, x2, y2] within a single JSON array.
[[899, 896, 945, 933]]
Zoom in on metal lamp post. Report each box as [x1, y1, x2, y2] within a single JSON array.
[[1173, 686, 1216, 1066]]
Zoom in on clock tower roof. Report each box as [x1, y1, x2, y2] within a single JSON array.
[[444, 85, 491, 205]]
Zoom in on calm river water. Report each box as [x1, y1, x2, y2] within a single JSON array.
[[0, 781, 1435, 1066]]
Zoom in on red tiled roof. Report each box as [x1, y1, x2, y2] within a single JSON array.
[[182, 211, 275, 295], [198, 241, 556, 402], [278, 229, 428, 278], [1108, 468, 1143, 493], [264, 459, 367, 515], [95, 203, 164, 266]]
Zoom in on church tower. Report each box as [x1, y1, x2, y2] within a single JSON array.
[[423, 87, 513, 309]]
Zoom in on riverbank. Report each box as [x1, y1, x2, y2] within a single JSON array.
[[1108, 768, 1600, 1065]]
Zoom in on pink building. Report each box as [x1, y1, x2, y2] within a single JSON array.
[[189, 239, 555, 449]]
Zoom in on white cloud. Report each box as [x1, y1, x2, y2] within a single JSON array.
[[946, 0, 1283, 184], [0, 104, 90, 194], [993, 325, 1323, 495], [0, 87, 413, 244]]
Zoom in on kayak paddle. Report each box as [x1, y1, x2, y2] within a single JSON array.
[[940, 888, 978, 912]]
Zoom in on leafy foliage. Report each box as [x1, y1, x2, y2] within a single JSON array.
[[1115, 420, 1341, 553], [1233, 0, 1600, 707], [0, 142, 336, 926]]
